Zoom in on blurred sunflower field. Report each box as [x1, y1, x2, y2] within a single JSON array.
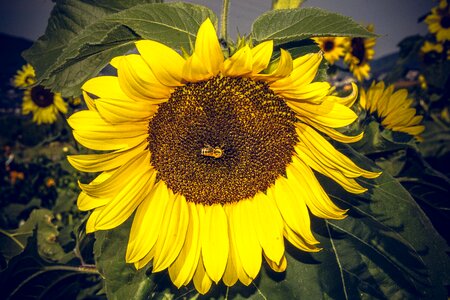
[[0, 0, 449, 299]]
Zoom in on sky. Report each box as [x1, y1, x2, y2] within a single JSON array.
[[0, 0, 434, 59]]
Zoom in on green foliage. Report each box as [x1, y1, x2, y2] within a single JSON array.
[[0, 233, 101, 300], [94, 218, 157, 299], [23, 1, 217, 97], [0, 209, 65, 264], [251, 7, 377, 45]]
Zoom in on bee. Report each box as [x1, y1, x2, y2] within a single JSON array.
[[201, 144, 224, 159]]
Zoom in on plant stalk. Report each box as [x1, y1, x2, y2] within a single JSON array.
[[220, 0, 230, 41]]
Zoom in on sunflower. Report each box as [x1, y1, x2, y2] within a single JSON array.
[[360, 81, 425, 138], [22, 85, 68, 125], [313, 36, 347, 64], [421, 40, 444, 54], [421, 40, 445, 63], [68, 19, 379, 294], [425, 0, 450, 42], [13, 63, 36, 88], [343, 25, 376, 81]]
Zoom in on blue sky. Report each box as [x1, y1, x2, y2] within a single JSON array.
[[0, 0, 434, 58]]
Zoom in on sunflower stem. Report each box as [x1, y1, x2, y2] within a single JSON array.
[[220, 0, 230, 41]]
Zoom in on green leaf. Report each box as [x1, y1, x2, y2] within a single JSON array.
[[320, 145, 450, 299], [251, 7, 377, 45], [0, 209, 67, 265], [376, 147, 450, 246], [23, 2, 217, 97], [23, 0, 162, 84], [352, 121, 416, 156], [94, 217, 158, 299], [0, 232, 101, 299]]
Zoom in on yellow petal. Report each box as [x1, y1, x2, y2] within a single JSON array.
[[223, 45, 253, 77], [253, 193, 285, 265], [329, 82, 358, 107], [86, 207, 104, 234], [68, 141, 147, 173], [299, 117, 364, 143], [134, 246, 156, 270], [294, 144, 369, 194], [264, 253, 287, 272], [288, 158, 347, 219], [136, 40, 185, 87], [95, 97, 158, 124], [231, 199, 262, 280], [271, 176, 319, 245], [201, 204, 229, 283], [77, 192, 110, 211], [223, 204, 252, 286], [277, 82, 330, 104], [193, 255, 212, 295], [168, 201, 202, 288], [82, 76, 130, 100], [288, 99, 357, 128], [183, 52, 212, 82], [126, 181, 170, 263], [271, 52, 322, 89], [68, 110, 148, 151], [72, 131, 146, 151], [296, 123, 380, 179], [152, 193, 189, 272], [252, 49, 293, 82], [115, 54, 173, 101], [78, 151, 151, 198], [194, 18, 223, 74], [94, 155, 156, 230], [251, 41, 274, 74], [283, 224, 320, 252]]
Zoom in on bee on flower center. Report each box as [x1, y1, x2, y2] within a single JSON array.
[[201, 144, 224, 159]]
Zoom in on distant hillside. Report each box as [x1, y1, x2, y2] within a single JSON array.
[[0, 34, 32, 81], [0, 34, 32, 109]]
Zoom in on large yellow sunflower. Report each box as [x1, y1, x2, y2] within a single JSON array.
[[360, 81, 425, 138], [425, 0, 450, 42], [22, 85, 68, 125], [13, 63, 36, 88], [313, 36, 347, 64], [68, 19, 379, 294], [343, 25, 376, 81]]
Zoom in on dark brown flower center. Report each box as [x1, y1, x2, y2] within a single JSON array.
[[323, 40, 335, 52], [148, 76, 298, 205], [30, 86, 54, 108], [351, 38, 367, 65]]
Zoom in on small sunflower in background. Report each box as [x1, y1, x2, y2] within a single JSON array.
[[360, 81, 425, 139], [312, 36, 347, 64], [425, 0, 450, 42], [13, 64, 68, 125], [343, 24, 376, 81], [12, 63, 36, 88], [68, 19, 380, 294], [421, 40, 444, 54], [420, 40, 444, 63]]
